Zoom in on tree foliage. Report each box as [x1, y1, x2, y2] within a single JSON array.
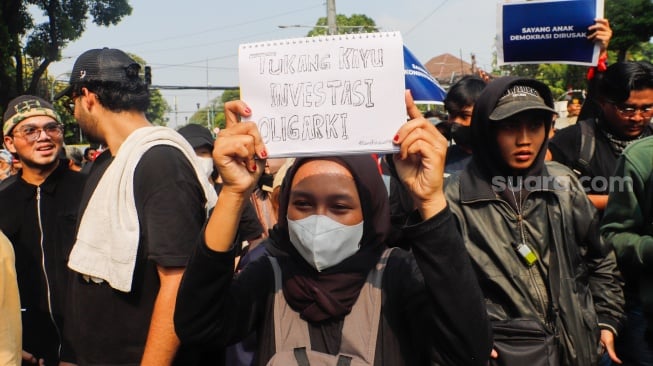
[[307, 14, 378, 36], [0, 0, 132, 114], [128, 54, 170, 126], [606, 0, 653, 62], [628, 42, 653, 62], [146, 90, 170, 126], [188, 89, 240, 130]]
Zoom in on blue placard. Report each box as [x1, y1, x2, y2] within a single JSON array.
[[497, 0, 602, 66]]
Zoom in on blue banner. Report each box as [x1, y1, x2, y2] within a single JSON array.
[[403, 46, 447, 104], [497, 0, 601, 66]]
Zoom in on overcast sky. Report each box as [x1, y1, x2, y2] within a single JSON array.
[[41, 0, 498, 128]]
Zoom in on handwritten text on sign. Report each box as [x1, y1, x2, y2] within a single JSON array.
[[239, 32, 405, 157]]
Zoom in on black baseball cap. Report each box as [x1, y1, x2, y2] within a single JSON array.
[[55, 48, 141, 100], [489, 84, 557, 121]]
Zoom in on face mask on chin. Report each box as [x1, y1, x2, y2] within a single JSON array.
[[197, 157, 215, 181], [287, 215, 364, 272]]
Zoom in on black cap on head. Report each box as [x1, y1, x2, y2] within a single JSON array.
[[489, 84, 557, 121], [177, 124, 214, 150], [55, 48, 141, 100]]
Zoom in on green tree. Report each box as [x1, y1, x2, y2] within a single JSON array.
[[307, 14, 378, 36], [606, 0, 653, 61], [128, 54, 170, 126], [0, 0, 132, 113], [497, 63, 539, 79], [628, 42, 653, 62], [189, 89, 240, 130], [146, 90, 170, 126], [213, 89, 240, 129]]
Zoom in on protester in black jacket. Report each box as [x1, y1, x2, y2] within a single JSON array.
[[550, 61, 653, 212], [174, 93, 492, 365], [1, 95, 85, 364], [444, 77, 624, 365]]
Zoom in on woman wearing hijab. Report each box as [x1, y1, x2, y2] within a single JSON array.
[[174, 92, 492, 365], [443, 76, 624, 365]]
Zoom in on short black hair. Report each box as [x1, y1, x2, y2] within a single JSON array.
[[72, 71, 150, 114], [83, 146, 96, 159], [598, 61, 653, 104], [444, 75, 487, 114]]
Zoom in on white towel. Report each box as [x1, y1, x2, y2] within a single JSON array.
[[68, 126, 218, 292]]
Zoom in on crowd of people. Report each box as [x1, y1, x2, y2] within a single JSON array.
[[2, 16, 653, 366]]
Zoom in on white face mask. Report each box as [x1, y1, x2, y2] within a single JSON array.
[[197, 157, 214, 181], [287, 215, 364, 272]]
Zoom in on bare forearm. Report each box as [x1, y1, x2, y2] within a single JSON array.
[[205, 189, 248, 252], [141, 268, 184, 365]]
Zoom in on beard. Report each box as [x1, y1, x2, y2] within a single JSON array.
[[78, 118, 106, 146]]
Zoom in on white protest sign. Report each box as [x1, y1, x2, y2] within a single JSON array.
[[238, 32, 405, 158]]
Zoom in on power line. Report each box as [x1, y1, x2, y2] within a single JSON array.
[[404, 0, 452, 36], [115, 3, 323, 48], [132, 29, 287, 55]]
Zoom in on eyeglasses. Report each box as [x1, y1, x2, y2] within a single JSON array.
[[11, 122, 63, 142], [612, 103, 653, 118]]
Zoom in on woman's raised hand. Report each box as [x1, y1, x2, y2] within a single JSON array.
[[214, 100, 267, 195], [392, 90, 448, 219]]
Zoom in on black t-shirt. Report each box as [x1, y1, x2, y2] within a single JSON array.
[[66, 146, 213, 365]]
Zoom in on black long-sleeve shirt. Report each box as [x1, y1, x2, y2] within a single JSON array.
[[175, 207, 492, 366], [0, 161, 85, 363]]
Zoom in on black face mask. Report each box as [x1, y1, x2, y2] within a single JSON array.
[[436, 121, 454, 140], [450, 123, 472, 148]]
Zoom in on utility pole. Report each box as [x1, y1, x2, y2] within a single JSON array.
[[327, 0, 337, 35], [206, 58, 211, 130], [174, 96, 178, 128], [459, 49, 464, 76]]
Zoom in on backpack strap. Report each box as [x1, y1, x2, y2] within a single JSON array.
[[574, 118, 595, 177], [293, 348, 310, 366], [270, 256, 312, 353], [269, 247, 395, 365], [338, 247, 395, 364], [292, 347, 353, 366]]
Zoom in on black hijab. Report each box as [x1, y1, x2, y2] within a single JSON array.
[[266, 155, 391, 323]]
